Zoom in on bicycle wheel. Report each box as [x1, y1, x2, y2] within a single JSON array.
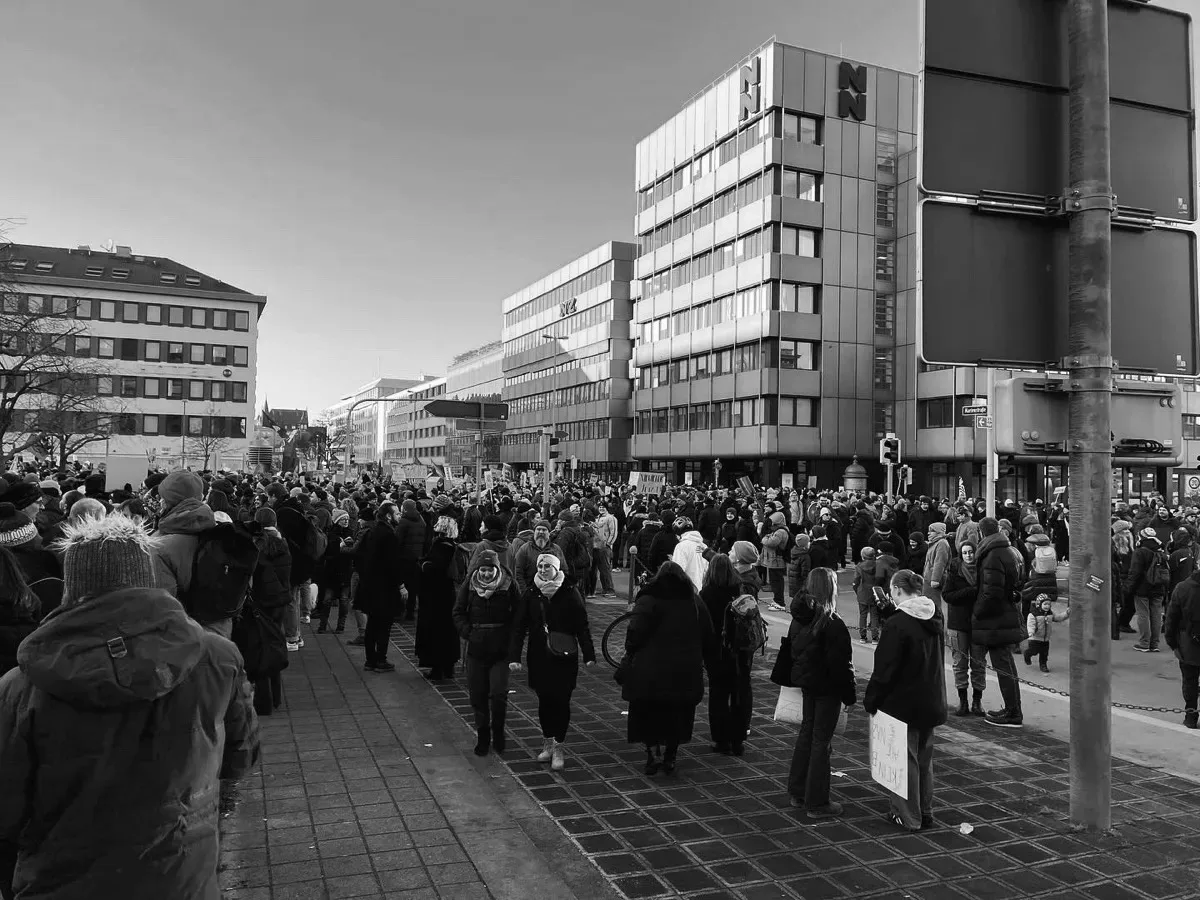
[[601, 611, 634, 668]]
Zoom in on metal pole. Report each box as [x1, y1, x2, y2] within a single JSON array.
[[985, 367, 998, 518], [1066, 0, 1113, 832], [476, 400, 485, 504], [885, 461, 894, 504], [181, 398, 187, 468]]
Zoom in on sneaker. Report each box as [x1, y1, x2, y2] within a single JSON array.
[[300, 615, 311, 625], [334, 625, 345, 634], [1120, 625, 1137, 634], [806, 802, 844, 819], [538, 738, 556, 763], [1149, 646, 1161, 653], [373, 661, 396, 672], [1039, 664, 1050, 673], [1134, 643, 1152, 652], [348, 636, 365, 646], [286, 641, 301, 652], [317, 622, 328, 634], [363, 662, 377, 672], [985, 709, 1024, 728], [551, 745, 565, 772], [1184, 710, 1198, 729], [788, 795, 805, 809]]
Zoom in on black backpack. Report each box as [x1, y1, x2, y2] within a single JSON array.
[[180, 523, 261, 624]]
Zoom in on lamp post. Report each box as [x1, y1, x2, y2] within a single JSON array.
[[341, 397, 396, 485], [541, 332, 564, 484]]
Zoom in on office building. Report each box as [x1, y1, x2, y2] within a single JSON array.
[[630, 39, 917, 487], [322, 375, 432, 471], [501, 241, 638, 476], [0, 243, 263, 469], [384, 377, 449, 473], [445, 340, 504, 472]]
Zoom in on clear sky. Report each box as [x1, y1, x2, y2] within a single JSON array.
[[7, 0, 1191, 416]]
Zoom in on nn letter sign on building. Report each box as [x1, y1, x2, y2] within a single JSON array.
[[838, 61, 867, 121], [739, 57, 761, 121]]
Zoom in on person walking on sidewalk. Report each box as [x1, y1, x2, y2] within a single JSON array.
[[316, 508, 355, 634], [1164, 566, 1200, 729], [514, 554, 596, 771], [355, 502, 404, 673], [247, 508, 293, 713], [943, 541, 986, 717], [785, 567, 856, 818], [972, 518, 1025, 728], [453, 550, 525, 757], [865, 569, 948, 832], [701, 554, 755, 756], [1125, 527, 1169, 653], [395, 499, 426, 622], [417, 515, 465, 681]]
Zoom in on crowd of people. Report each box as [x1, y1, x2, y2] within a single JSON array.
[[0, 463, 1197, 894]]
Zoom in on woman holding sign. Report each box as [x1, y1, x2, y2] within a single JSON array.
[[863, 569, 948, 831]]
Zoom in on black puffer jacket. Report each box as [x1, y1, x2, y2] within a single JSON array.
[[864, 595, 948, 730], [251, 527, 293, 611], [972, 533, 1022, 647], [0, 601, 37, 676], [787, 594, 856, 706], [621, 568, 713, 705], [941, 559, 976, 633], [451, 567, 525, 664], [395, 500, 427, 564]]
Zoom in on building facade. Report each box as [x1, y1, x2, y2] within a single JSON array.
[[322, 375, 431, 471], [384, 377, 448, 473], [501, 241, 638, 476], [445, 340, 504, 472], [0, 243, 263, 469], [630, 40, 916, 488]]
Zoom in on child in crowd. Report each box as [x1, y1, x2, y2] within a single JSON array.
[[853, 546, 880, 643], [1025, 595, 1069, 673]]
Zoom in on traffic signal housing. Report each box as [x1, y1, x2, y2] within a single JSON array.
[[548, 434, 561, 461], [879, 435, 901, 466]]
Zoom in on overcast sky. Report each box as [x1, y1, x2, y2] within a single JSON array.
[[6, 0, 1192, 414]]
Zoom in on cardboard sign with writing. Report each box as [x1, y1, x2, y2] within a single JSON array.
[[869, 711, 908, 799], [629, 472, 667, 495], [736, 475, 755, 497]]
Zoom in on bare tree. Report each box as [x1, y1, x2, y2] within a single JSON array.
[[186, 433, 234, 472], [26, 374, 128, 468]]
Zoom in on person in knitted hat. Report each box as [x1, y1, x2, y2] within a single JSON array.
[[1125, 525, 1168, 651], [452, 548, 523, 757], [513, 519, 565, 597], [149, 470, 228, 634], [0, 501, 63, 618], [0, 512, 259, 899], [355, 502, 403, 672], [315, 508, 355, 635]]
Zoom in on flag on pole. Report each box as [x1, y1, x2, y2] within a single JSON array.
[[957, 477, 968, 503]]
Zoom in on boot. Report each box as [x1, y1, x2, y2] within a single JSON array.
[[317, 620, 328, 634], [492, 727, 506, 755], [1185, 709, 1198, 730], [955, 689, 970, 717], [537, 737, 555, 763], [662, 745, 678, 775], [551, 743, 565, 772], [644, 746, 661, 776], [473, 728, 490, 757], [971, 691, 985, 717]]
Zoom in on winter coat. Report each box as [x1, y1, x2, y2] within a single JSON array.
[[734, 565, 763, 599], [416, 536, 463, 670], [0, 601, 37, 677], [354, 520, 404, 616], [942, 559, 977, 633], [513, 540, 566, 598], [1165, 571, 1200, 666], [594, 512, 619, 548], [469, 532, 514, 574], [849, 511, 875, 552], [150, 498, 217, 600], [863, 595, 948, 730], [517, 582, 595, 696], [924, 534, 952, 589], [555, 522, 593, 581], [0, 588, 258, 900], [1125, 537, 1168, 602], [1019, 572, 1058, 620], [647, 528, 679, 573], [9, 541, 63, 620], [34, 505, 65, 545], [787, 596, 856, 705], [700, 583, 739, 651], [1027, 608, 1068, 643], [760, 515, 790, 570], [318, 521, 355, 591], [716, 517, 739, 554], [787, 544, 812, 599], [954, 520, 981, 553], [251, 528, 293, 611], [276, 500, 322, 586], [696, 506, 722, 544], [394, 500, 427, 565], [808, 538, 839, 573], [621, 568, 713, 705], [906, 537, 928, 575], [451, 567, 524, 664], [671, 531, 710, 590], [735, 514, 761, 550], [909, 505, 936, 541], [1169, 543, 1195, 595], [852, 559, 877, 608], [972, 533, 1023, 647]]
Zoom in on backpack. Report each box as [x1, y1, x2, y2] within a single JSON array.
[[231, 601, 289, 679], [1146, 548, 1172, 588], [725, 594, 768, 656], [180, 523, 261, 624], [1033, 545, 1058, 575], [563, 527, 592, 574], [302, 515, 328, 560]]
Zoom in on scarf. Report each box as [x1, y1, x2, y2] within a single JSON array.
[[471, 566, 504, 599], [960, 559, 977, 587], [534, 570, 565, 597]]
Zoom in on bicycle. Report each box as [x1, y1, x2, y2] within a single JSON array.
[[601, 610, 635, 668]]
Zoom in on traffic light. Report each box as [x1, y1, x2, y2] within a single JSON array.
[[879, 434, 901, 466], [544, 427, 560, 461], [898, 464, 913, 486]]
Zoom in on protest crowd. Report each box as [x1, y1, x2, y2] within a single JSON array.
[[0, 460, 1197, 896]]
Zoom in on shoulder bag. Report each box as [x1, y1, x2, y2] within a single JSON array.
[[541, 594, 579, 659]]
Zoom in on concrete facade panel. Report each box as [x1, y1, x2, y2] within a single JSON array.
[[779, 368, 821, 396], [712, 428, 736, 455], [803, 51, 826, 114], [821, 286, 841, 342], [839, 232, 859, 289], [877, 68, 899, 132], [783, 142, 825, 173], [713, 267, 738, 297], [838, 287, 857, 343], [711, 374, 736, 401], [780, 197, 824, 229], [780, 426, 822, 455], [841, 123, 860, 180], [858, 237, 876, 288], [780, 311, 822, 341], [824, 120, 843, 174], [822, 176, 842, 231], [857, 289, 875, 345], [898, 74, 916, 133], [782, 45, 805, 106]]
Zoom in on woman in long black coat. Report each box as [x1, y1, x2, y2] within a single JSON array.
[[417, 517, 465, 680], [622, 561, 714, 775]]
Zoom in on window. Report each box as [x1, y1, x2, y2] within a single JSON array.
[[652, 362, 670, 388], [122, 302, 139, 323], [167, 342, 184, 363], [876, 184, 897, 227], [780, 226, 817, 258], [26, 296, 44, 315], [234, 311, 250, 331], [875, 240, 896, 280], [73, 298, 92, 319], [167, 379, 183, 399], [713, 348, 733, 376], [652, 408, 669, 433], [85, 266, 104, 278], [779, 283, 817, 313], [692, 352, 710, 381], [168, 306, 185, 326], [693, 300, 712, 329], [119, 376, 138, 398], [671, 359, 688, 384], [187, 416, 204, 436], [189, 380, 205, 400], [636, 410, 653, 434], [116, 413, 138, 436], [874, 402, 895, 439], [689, 403, 710, 430], [189, 344, 206, 364], [144, 378, 160, 398], [920, 397, 954, 429], [98, 301, 116, 321], [211, 382, 228, 402], [1184, 414, 1200, 440], [213, 310, 228, 329], [656, 317, 670, 341], [111, 267, 129, 280], [146, 305, 162, 324], [97, 376, 113, 396], [874, 348, 895, 389], [732, 399, 759, 427], [735, 342, 759, 373], [670, 406, 689, 432], [118, 338, 139, 361], [160, 273, 178, 285], [191, 308, 206, 327], [97, 338, 114, 359], [779, 339, 817, 370], [782, 112, 820, 145], [877, 129, 898, 174], [717, 135, 737, 166], [782, 169, 821, 201], [34, 261, 53, 273], [74, 338, 91, 359], [713, 242, 735, 272], [672, 309, 690, 336], [694, 200, 713, 229], [779, 397, 819, 427], [145, 341, 161, 362], [734, 230, 763, 264], [184, 275, 201, 287], [875, 293, 896, 336], [51, 296, 69, 314], [712, 401, 733, 428], [164, 415, 182, 437], [143, 415, 159, 435]]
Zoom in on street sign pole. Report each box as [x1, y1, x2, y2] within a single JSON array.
[[985, 368, 997, 518], [476, 399, 484, 504], [1066, 0, 1113, 833]]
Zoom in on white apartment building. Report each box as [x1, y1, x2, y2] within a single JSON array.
[[322, 375, 434, 471]]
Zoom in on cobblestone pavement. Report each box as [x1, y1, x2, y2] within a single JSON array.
[[387, 601, 1200, 900]]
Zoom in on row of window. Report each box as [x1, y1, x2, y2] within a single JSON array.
[[507, 380, 612, 416], [641, 224, 818, 300], [500, 418, 612, 444], [386, 424, 447, 444], [504, 350, 610, 387], [875, 348, 895, 390], [503, 301, 613, 358], [637, 338, 819, 389], [73, 335, 249, 366], [637, 109, 822, 212], [7, 295, 251, 330], [639, 281, 817, 345], [10, 410, 248, 439], [98, 375, 249, 403], [636, 396, 819, 433], [503, 262, 615, 329]]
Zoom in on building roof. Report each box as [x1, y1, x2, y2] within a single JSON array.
[[0, 242, 266, 308], [449, 340, 503, 369]]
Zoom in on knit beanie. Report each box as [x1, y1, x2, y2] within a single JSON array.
[[60, 513, 157, 604], [731, 540, 759, 565], [332, 509, 350, 526], [4, 482, 41, 512], [534, 519, 552, 532], [159, 471, 204, 510], [254, 507, 277, 528], [0, 503, 37, 548], [928, 522, 947, 537]]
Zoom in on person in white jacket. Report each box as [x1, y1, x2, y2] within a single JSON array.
[[672, 530, 710, 591], [591, 506, 619, 598]]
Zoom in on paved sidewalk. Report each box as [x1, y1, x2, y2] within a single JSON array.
[[217, 629, 622, 900]]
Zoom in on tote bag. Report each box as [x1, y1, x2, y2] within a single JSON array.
[[773, 686, 806, 725]]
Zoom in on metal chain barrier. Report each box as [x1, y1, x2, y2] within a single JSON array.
[[975, 656, 1187, 715]]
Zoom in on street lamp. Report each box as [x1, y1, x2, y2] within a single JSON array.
[[541, 332, 564, 480]]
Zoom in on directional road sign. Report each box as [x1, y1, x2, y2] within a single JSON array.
[[962, 404, 988, 416], [975, 416, 994, 429], [424, 400, 508, 421]]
